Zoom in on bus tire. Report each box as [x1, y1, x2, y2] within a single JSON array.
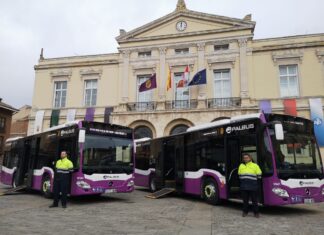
[[202, 178, 221, 205], [41, 174, 52, 198], [149, 177, 157, 192]]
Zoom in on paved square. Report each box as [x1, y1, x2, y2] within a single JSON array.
[[1, 184, 324, 235]]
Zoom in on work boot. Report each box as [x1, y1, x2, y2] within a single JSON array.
[[62, 205, 67, 208], [242, 212, 248, 217], [254, 213, 260, 218], [49, 204, 58, 208]]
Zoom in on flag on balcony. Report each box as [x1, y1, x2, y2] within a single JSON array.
[[85, 107, 95, 121], [66, 109, 76, 122], [34, 110, 45, 134], [177, 65, 190, 88], [167, 67, 172, 91], [104, 107, 114, 124], [188, 69, 206, 86], [50, 109, 60, 127], [139, 73, 157, 92], [283, 99, 297, 116], [259, 100, 272, 113], [309, 98, 324, 146]]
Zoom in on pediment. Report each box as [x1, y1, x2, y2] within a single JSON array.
[[116, 10, 255, 43]]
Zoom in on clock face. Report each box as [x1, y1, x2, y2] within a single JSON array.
[[176, 21, 187, 31]]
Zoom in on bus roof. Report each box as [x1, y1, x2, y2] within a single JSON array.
[[134, 138, 151, 143], [44, 120, 81, 132], [187, 113, 262, 132], [5, 136, 24, 143]]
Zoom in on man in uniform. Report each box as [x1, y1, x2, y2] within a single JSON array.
[[49, 150, 74, 208], [238, 153, 262, 218]]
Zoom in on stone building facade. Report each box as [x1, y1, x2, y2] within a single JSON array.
[[29, 0, 324, 154]]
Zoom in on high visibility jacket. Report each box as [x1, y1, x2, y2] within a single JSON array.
[[55, 157, 74, 174], [238, 161, 262, 191]]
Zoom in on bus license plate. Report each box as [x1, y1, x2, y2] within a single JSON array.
[[304, 198, 314, 204], [105, 189, 116, 194]]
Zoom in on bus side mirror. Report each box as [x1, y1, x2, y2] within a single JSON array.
[[78, 129, 86, 143], [275, 124, 284, 140]]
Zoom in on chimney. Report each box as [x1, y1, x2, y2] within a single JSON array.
[[119, 29, 126, 36]]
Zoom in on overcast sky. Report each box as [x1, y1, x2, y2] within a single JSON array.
[[1, 0, 323, 109]]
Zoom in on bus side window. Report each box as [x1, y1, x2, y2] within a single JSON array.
[[261, 131, 274, 175], [3, 151, 9, 167]]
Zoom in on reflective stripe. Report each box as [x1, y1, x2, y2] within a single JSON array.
[[56, 170, 70, 174], [239, 176, 258, 180]]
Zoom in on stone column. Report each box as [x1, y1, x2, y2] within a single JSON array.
[[121, 50, 130, 102], [238, 38, 249, 100], [197, 42, 206, 109], [157, 47, 167, 110]]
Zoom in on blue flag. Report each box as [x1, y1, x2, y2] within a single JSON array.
[[188, 69, 206, 86]]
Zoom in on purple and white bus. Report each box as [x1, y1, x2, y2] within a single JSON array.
[[135, 113, 324, 206], [0, 121, 134, 197]]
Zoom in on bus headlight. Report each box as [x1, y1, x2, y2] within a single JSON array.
[[127, 180, 134, 187], [272, 188, 289, 197], [76, 180, 91, 189]]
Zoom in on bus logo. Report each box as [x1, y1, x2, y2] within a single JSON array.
[[226, 124, 254, 134]]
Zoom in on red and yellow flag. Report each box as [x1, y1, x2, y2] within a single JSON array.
[[167, 67, 172, 91]]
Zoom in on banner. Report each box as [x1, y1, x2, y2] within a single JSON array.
[[104, 107, 114, 124], [177, 65, 189, 88], [283, 99, 297, 116], [309, 98, 324, 146], [66, 109, 76, 122], [50, 110, 60, 127], [34, 110, 45, 134], [259, 100, 272, 114], [85, 107, 95, 121]]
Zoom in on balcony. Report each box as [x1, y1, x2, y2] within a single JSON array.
[[165, 99, 198, 110], [126, 102, 157, 112], [207, 97, 241, 109]]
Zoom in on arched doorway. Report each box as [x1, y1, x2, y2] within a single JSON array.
[[134, 126, 153, 139], [170, 124, 189, 135]]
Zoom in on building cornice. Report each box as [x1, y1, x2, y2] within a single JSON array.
[[252, 41, 324, 53], [34, 60, 119, 70]]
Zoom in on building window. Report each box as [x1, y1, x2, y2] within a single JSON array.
[[175, 48, 189, 55], [213, 69, 231, 98], [134, 126, 153, 139], [170, 124, 189, 135], [138, 51, 151, 58], [84, 79, 97, 106], [279, 64, 299, 97], [53, 81, 67, 108], [174, 73, 190, 108], [137, 75, 153, 103], [0, 117, 5, 133], [214, 44, 229, 51]]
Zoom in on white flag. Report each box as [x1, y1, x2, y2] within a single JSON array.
[[34, 110, 45, 134], [66, 109, 76, 122]]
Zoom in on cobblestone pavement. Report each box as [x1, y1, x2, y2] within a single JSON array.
[[1, 183, 324, 235]]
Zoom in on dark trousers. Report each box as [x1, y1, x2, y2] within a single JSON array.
[[241, 190, 259, 214], [53, 173, 69, 206]]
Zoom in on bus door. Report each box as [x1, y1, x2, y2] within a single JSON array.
[[174, 136, 184, 192], [226, 137, 241, 197], [26, 137, 40, 188], [163, 138, 176, 188], [13, 140, 31, 186]]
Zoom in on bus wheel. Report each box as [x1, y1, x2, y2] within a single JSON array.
[[149, 177, 157, 192], [12, 174, 17, 188], [42, 175, 52, 198], [202, 178, 220, 205]]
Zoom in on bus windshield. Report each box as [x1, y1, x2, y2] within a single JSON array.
[[82, 135, 133, 174], [271, 133, 323, 179]]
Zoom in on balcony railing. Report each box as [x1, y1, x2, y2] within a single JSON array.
[[207, 97, 241, 108], [126, 102, 157, 112], [165, 99, 198, 110]]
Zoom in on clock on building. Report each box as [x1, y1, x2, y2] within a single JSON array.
[[176, 21, 187, 31]]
